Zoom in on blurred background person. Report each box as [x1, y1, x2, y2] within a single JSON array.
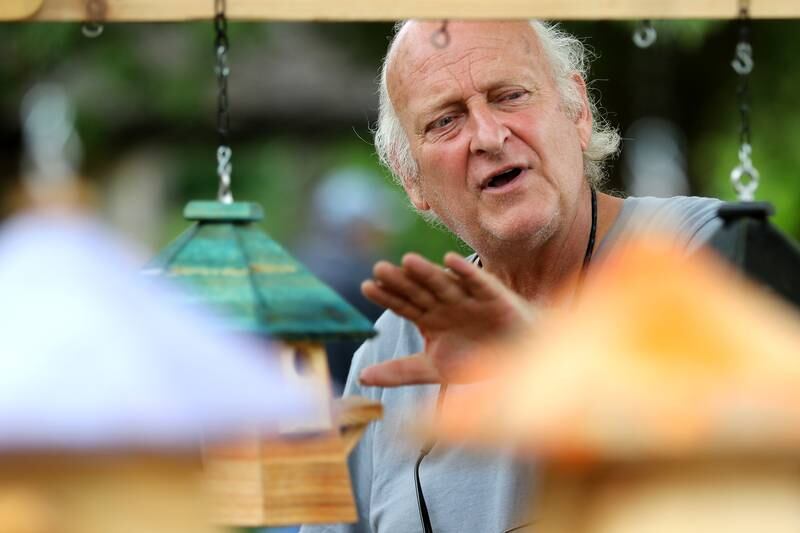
[[294, 167, 410, 386]]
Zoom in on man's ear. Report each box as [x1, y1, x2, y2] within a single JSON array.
[[570, 73, 593, 151], [401, 173, 430, 211]]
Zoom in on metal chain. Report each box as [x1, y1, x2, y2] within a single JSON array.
[[215, 0, 233, 203], [632, 20, 657, 49], [730, 0, 759, 201]]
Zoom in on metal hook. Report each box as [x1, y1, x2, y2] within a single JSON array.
[[731, 41, 753, 75], [633, 20, 657, 48], [729, 0, 758, 200], [81, 23, 104, 38], [431, 20, 450, 49], [730, 145, 760, 201], [81, 0, 106, 38], [732, 0, 753, 75], [214, 0, 234, 203]]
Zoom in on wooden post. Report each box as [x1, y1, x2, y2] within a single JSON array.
[[4, 0, 800, 22]]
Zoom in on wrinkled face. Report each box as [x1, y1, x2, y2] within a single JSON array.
[[388, 21, 592, 251]]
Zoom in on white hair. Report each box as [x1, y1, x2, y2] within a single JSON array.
[[374, 20, 620, 192]]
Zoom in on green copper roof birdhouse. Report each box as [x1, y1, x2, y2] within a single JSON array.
[[145, 18, 381, 524], [147, 200, 376, 342], [148, 200, 382, 526]]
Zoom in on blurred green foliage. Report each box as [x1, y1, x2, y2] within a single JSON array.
[[2, 18, 799, 262]]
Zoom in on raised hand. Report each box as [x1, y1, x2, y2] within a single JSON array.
[[359, 252, 536, 387]]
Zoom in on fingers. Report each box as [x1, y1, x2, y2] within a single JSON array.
[[358, 353, 440, 387], [372, 260, 438, 310], [401, 253, 467, 304], [361, 279, 423, 322], [443, 252, 507, 301]]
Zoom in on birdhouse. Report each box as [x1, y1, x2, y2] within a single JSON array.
[[428, 238, 800, 533], [0, 212, 310, 533], [147, 200, 381, 526], [0, 454, 219, 533], [706, 202, 800, 309]]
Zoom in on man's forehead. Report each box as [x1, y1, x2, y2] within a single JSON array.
[[386, 21, 544, 120], [391, 21, 538, 75]]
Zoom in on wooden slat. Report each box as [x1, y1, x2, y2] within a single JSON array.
[[334, 396, 383, 429], [21, 0, 800, 22], [0, 0, 42, 20], [341, 425, 368, 455]]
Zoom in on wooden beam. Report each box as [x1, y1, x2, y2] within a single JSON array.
[[0, 0, 42, 20], [20, 0, 800, 22]]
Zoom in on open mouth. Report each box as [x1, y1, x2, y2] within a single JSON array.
[[485, 167, 523, 189]]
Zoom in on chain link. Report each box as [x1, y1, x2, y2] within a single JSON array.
[[214, 0, 233, 203], [730, 0, 758, 201]]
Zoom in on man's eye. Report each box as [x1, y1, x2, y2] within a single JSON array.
[[501, 91, 526, 101], [430, 115, 455, 130]]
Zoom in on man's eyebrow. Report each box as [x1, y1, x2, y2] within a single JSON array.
[[417, 94, 463, 121], [480, 74, 538, 92]]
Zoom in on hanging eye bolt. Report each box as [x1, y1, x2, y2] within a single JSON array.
[[730, 144, 760, 201], [632, 20, 656, 48], [431, 20, 450, 49], [81, 0, 106, 38]]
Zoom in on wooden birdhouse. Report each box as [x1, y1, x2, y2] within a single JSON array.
[[0, 453, 220, 533], [147, 200, 381, 526], [0, 212, 310, 533], [428, 238, 800, 533]]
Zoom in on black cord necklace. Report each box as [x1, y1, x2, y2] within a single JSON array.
[[582, 186, 598, 270], [415, 187, 598, 533], [474, 186, 598, 271]]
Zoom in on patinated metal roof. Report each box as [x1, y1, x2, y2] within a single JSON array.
[[148, 201, 376, 342]]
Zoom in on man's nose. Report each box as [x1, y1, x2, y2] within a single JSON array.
[[468, 105, 510, 157]]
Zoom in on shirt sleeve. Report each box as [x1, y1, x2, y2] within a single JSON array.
[[684, 206, 724, 253]]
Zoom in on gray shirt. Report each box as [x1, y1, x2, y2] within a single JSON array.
[[301, 195, 722, 533]]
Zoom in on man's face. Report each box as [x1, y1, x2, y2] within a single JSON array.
[[388, 21, 592, 251]]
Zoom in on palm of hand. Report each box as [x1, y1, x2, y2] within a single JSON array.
[[359, 252, 534, 386]]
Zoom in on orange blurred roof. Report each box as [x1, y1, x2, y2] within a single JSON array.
[[430, 237, 800, 463]]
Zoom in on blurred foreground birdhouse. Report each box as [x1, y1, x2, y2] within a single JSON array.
[[429, 238, 800, 533], [148, 200, 382, 526], [0, 212, 310, 533], [0, 454, 214, 533]]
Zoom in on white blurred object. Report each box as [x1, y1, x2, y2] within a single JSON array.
[[20, 83, 84, 197], [0, 212, 314, 451], [623, 117, 690, 197]]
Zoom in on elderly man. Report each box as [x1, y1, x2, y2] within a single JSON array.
[[302, 20, 721, 533]]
